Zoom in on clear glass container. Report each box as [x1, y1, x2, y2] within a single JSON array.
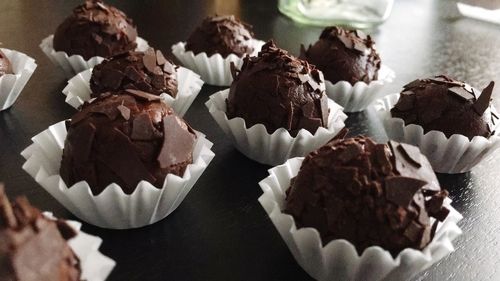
[[278, 0, 394, 29]]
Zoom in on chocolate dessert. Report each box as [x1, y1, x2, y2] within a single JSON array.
[[391, 75, 498, 140], [53, 0, 138, 60], [227, 41, 329, 136], [185, 15, 255, 58], [300, 26, 381, 85], [0, 50, 12, 76], [90, 48, 178, 97], [0, 185, 81, 280], [285, 133, 450, 256], [60, 91, 197, 195]]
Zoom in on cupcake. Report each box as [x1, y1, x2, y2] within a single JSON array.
[[0, 47, 37, 111], [22, 92, 214, 229], [0, 185, 115, 280], [40, 0, 148, 77], [300, 26, 394, 112], [375, 75, 500, 173], [63, 48, 204, 116], [259, 134, 462, 281], [206, 41, 347, 165], [172, 15, 264, 86]]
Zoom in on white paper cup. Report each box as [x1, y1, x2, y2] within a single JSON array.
[[21, 120, 215, 229], [324, 65, 395, 113], [43, 212, 115, 281], [205, 89, 347, 166], [62, 66, 204, 116], [374, 93, 500, 173], [258, 157, 463, 281], [0, 48, 37, 111], [40, 35, 149, 78], [171, 40, 265, 86]]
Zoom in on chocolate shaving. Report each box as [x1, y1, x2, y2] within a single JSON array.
[[473, 81, 495, 116]]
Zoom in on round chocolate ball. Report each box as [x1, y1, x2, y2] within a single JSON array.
[[0, 50, 12, 76], [53, 0, 138, 60], [185, 15, 255, 58], [60, 90, 197, 195], [227, 41, 329, 136], [391, 75, 498, 140], [90, 48, 178, 98], [300, 26, 381, 85], [285, 133, 450, 256]]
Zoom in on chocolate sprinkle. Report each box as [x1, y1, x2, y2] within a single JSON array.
[[53, 0, 138, 60], [227, 41, 329, 136], [0, 185, 81, 280], [391, 75, 498, 140], [284, 136, 450, 256], [300, 26, 381, 85], [60, 92, 196, 195]]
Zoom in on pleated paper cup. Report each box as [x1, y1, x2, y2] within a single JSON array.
[[374, 93, 500, 173], [43, 212, 115, 281], [258, 157, 463, 281], [40, 35, 149, 78], [0, 48, 37, 111], [62, 66, 204, 116], [171, 40, 265, 86], [324, 65, 395, 113], [205, 89, 347, 166], [21, 120, 215, 229]]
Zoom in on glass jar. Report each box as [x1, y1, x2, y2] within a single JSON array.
[[278, 0, 394, 29]]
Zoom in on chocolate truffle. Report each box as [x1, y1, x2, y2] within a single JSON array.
[[227, 41, 329, 136], [0, 185, 81, 280], [285, 133, 450, 256], [60, 90, 197, 195], [185, 15, 255, 58], [0, 50, 12, 76], [391, 75, 498, 140], [90, 48, 178, 97], [300, 26, 381, 85], [53, 0, 138, 60]]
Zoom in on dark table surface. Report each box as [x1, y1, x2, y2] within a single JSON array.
[[1, 0, 499, 280]]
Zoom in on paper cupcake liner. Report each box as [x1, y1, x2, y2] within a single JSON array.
[[62, 66, 204, 116], [374, 93, 500, 173], [21, 120, 215, 229], [258, 157, 463, 281], [171, 39, 265, 86], [0, 48, 37, 111], [40, 35, 149, 78], [43, 212, 115, 281], [324, 65, 395, 113], [205, 89, 347, 166]]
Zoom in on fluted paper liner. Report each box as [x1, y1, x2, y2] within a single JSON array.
[[21, 120, 215, 229], [374, 93, 500, 173], [258, 157, 463, 281], [0, 48, 37, 111], [206, 89, 347, 166], [324, 65, 395, 113], [43, 212, 115, 281], [62, 66, 204, 116], [40, 35, 149, 78], [171, 40, 265, 86]]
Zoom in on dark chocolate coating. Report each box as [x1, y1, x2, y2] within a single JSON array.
[[227, 41, 329, 136], [60, 91, 197, 195], [53, 0, 138, 60], [90, 48, 178, 98], [391, 75, 498, 140], [300, 26, 381, 85], [185, 15, 255, 58], [285, 133, 450, 256], [0, 49, 12, 76], [0, 185, 81, 281]]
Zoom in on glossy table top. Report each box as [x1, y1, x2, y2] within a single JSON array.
[[0, 0, 499, 280]]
